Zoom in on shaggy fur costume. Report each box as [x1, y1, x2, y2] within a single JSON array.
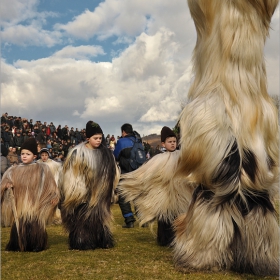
[[119, 150, 196, 245], [61, 142, 120, 250], [173, 0, 279, 276], [37, 158, 63, 224], [1, 162, 60, 251]]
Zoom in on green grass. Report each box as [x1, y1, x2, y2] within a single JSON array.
[[1, 204, 279, 280]]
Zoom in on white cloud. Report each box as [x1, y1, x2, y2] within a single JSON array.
[[1, 24, 61, 47], [53, 45, 105, 59], [0, 0, 38, 24]]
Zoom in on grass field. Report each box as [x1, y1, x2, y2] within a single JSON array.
[[1, 204, 279, 280]]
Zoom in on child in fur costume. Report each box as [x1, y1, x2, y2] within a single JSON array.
[[118, 126, 195, 246], [61, 121, 120, 250], [37, 148, 63, 225], [1, 138, 60, 252], [172, 0, 279, 276]]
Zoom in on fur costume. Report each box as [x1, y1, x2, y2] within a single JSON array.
[[1, 162, 60, 251], [61, 142, 120, 250], [119, 150, 196, 245], [173, 0, 279, 276], [37, 158, 63, 225]]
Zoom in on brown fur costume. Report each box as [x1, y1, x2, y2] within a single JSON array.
[[119, 150, 196, 245], [173, 0, 279, 276], [61, 141, 120, 250], [37, 158, 63, 224], [1, 162, 60, 251]]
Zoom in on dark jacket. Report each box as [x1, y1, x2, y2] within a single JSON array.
[[113, 134, 135, 173]]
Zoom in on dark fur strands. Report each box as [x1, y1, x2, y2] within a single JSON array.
[[6, 219, 48, 252], [173, 0, 279, 276], [61, 142, 119, 250], [157, 220, 175, 247], [1, 162, 60, 252]]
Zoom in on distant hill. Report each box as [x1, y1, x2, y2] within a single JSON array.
[[142, 134, 161, 148]]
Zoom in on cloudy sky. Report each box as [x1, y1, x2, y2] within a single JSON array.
[[1, 0, 279, 137]]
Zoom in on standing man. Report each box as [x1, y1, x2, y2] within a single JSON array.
[[113, 123, 143, 228]]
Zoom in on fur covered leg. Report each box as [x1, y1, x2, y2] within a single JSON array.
[[173, 187, 236, 272], [62, 203, 114, 250], [157, 220, 175, 247], [6, 219, 48, 252], [231, 195, 279, 276]]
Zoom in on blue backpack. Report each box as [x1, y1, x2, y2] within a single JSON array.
[[129, 131, 146, 170]]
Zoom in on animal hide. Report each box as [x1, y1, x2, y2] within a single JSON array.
[[119, 150, 196, 226], [61, 142, 120, 250], [173, 0, 279, 276], [37, 158, 63, 224], [1, 162, 60, 251]]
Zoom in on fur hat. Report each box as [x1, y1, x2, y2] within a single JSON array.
[[39, 148, 51, 157], [86, 121, 103, 138], [161, 126, 176, 142], [20, 137, 38, 155]]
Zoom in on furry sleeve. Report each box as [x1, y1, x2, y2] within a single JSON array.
[[118, 150, 196, 225]]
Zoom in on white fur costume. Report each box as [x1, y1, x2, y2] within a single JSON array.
[[173, 0, 279, 276], [119, 150, 195, 225]]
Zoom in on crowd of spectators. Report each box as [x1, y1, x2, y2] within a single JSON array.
[[1, 112, 161, 171], [1, 112, 88, 165]]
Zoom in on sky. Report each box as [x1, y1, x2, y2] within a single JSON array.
[[1, 0, 279, 138]]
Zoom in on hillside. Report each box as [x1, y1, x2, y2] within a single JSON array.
[[142, 134, 161, 148]]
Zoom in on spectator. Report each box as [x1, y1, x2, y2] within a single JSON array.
[[113, 123, 141, 228]]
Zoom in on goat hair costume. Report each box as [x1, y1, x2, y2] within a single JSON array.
[[61, 142, 120, 250], [119, 150, 196, 245], [173, 0, 279, 276], [37, 158, 63, 225], [1, 162, 60, 252]]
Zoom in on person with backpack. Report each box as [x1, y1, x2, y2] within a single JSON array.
[[113, 123, 146, 228], [118, 126, 195, 246]]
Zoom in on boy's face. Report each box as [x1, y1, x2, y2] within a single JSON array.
[[21, 149, 36, 164], [87, 134, 102, 149], [40, 152, 49, 162], [162, 137, 177, 152]]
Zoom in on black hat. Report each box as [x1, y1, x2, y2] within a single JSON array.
[[20, 138, 38, 155], [86, 121, 103, 138], [39, 148, 50, 157], [161, 126, 176, 142]]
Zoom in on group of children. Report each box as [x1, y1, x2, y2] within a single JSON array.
[[1, 120, 179, 252]]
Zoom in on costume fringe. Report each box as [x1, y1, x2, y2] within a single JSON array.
[[61, 142, 120, 250], [1, 163, 60, 251], [119, 150, 196, 226], [173, 0, 279, 276], [37, 159, 63, 225]]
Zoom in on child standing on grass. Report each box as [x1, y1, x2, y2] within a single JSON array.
[[61, 121, 120, 250], [1, 138, 60, 251], [118, 126, 194, 246]]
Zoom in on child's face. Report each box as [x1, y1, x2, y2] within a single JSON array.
[[162, 137, 177, 152], [87, 134, 102, 149], [40, 152, 49, 162], [21, 149, 36, 164]]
